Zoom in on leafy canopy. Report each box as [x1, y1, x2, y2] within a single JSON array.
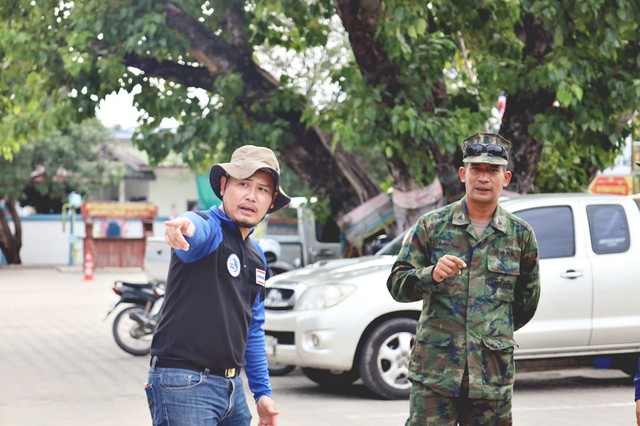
[[0, 118, 125, 205], [1, 0, 639, 195]]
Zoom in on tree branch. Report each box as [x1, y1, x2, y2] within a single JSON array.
[[164, 1, 244, 75], [223, 1, 248, 49], [123, 54, 216, 89], [333, 0, 402, 99], [163, 1, 278, 95]]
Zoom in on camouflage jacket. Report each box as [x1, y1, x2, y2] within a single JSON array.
[[387, 197, 540, 400]]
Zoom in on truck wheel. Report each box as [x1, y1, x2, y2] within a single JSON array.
[[613, 353, 639, 376], [301, 367, 359, 389], [358, 317, 417, 399], [268, 361, 296, 376]]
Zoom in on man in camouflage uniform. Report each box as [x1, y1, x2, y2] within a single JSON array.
[[387, 132, 540, 425]]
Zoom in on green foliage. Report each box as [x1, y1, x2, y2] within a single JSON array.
[[520, 0, 640, 190], [0, 118, 125, 205], [1, 0, 639, 197], [317, 0, 523, 184], [251, 0, 334, 49]]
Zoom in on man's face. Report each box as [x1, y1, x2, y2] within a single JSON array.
[[219, 170, 276, 228], [459, 163, 512, 205]]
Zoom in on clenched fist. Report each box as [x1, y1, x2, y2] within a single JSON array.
[[432, 254, 467, 283]]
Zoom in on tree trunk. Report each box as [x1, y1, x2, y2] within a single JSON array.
[[0, 198, 23, 264], [275, 114, 383, 218], [500, 88, 555, 193], [334, 0, 449, 230], [159, 2, 389, 247], [502, 14, 557, 193]]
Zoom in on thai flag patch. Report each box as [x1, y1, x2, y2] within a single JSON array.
[[256, 268, 266, 286]]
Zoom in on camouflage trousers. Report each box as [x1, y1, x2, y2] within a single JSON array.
[[405, 380, 512, 426]]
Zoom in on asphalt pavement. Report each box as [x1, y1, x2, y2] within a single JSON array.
[[1, 266, 637, 425], [0, 266, 159, 426]]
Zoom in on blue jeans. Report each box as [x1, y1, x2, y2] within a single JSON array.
[[145, 361, 251, 425]]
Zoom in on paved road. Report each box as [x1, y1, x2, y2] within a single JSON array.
[[0, 267, 636, 425], [267, 366, 636, 426], [0, 266, 153, 426]]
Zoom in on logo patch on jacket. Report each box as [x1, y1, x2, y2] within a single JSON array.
[[227, 254, 241, 277], [256, 268, 266, 286]]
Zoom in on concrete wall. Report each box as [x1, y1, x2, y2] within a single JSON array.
[[148, 168, 200, 217], [7, 167, 199, 265], [5, 214, 168, 266]]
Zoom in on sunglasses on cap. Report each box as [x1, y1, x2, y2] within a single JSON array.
[[463, 143, 508, 160]]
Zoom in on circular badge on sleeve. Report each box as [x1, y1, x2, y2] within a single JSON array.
[[226, 253, 241, 277]]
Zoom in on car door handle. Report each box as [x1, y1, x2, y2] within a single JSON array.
[[311, 248, 335, 257], [560, 270, 583, 279]]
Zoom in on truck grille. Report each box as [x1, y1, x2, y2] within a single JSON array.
[[264, 287, 296, 311], [265, 331, 294, 345]]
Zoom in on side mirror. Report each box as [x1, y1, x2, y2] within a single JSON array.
[[371, 234, 391, 253], [265, 251, 277, 263], [258, 238, 281, 264]]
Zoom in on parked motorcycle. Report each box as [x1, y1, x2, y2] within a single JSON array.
[[105, 280, 165, 356]]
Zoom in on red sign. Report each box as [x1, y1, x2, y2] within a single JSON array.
[[589, 176, 631, 195]]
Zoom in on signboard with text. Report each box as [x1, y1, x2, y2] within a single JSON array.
[[80, 202, 157, 219], [589, 176, 632, 195]]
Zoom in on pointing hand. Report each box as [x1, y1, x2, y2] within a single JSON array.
[[164, 217, 195, 251]]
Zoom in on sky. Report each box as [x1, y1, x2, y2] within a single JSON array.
[[95, 90, 142, 129], [95, 89, 182, 130]]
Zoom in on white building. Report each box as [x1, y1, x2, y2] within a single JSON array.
[[92, 129, 204, 217], [6, 129, 218, 265]]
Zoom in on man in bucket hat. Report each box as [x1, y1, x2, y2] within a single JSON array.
[[147, 145, 288, 426], [387, 132, 540, 425]]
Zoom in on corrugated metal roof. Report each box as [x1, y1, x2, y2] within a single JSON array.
[[111, 137, 155, 180]]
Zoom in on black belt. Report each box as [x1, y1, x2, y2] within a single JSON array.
[[151, 356, 240, 378]]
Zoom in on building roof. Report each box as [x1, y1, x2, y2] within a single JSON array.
[[110, 137, 155, 181]]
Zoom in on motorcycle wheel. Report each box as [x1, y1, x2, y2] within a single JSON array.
[[112, 306, 154, 356]]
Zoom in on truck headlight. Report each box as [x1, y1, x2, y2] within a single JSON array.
[[294, 284, 356, 311]]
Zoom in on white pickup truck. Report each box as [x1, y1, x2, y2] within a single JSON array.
[[264, 193, 640, 399]]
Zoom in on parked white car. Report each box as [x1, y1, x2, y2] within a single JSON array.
[[264, 193, 640, 399]]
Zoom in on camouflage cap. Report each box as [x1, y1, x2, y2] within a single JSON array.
[[462, 132, 511, 166]]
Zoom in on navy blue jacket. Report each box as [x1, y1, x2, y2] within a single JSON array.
[[635, 357, 640, 401], [151, 206, 271, 402]]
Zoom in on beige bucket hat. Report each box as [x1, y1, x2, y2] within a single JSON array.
[[209, 145, 291, 213]]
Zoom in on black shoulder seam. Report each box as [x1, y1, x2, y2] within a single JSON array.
[[194, 211, 209, 220]]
